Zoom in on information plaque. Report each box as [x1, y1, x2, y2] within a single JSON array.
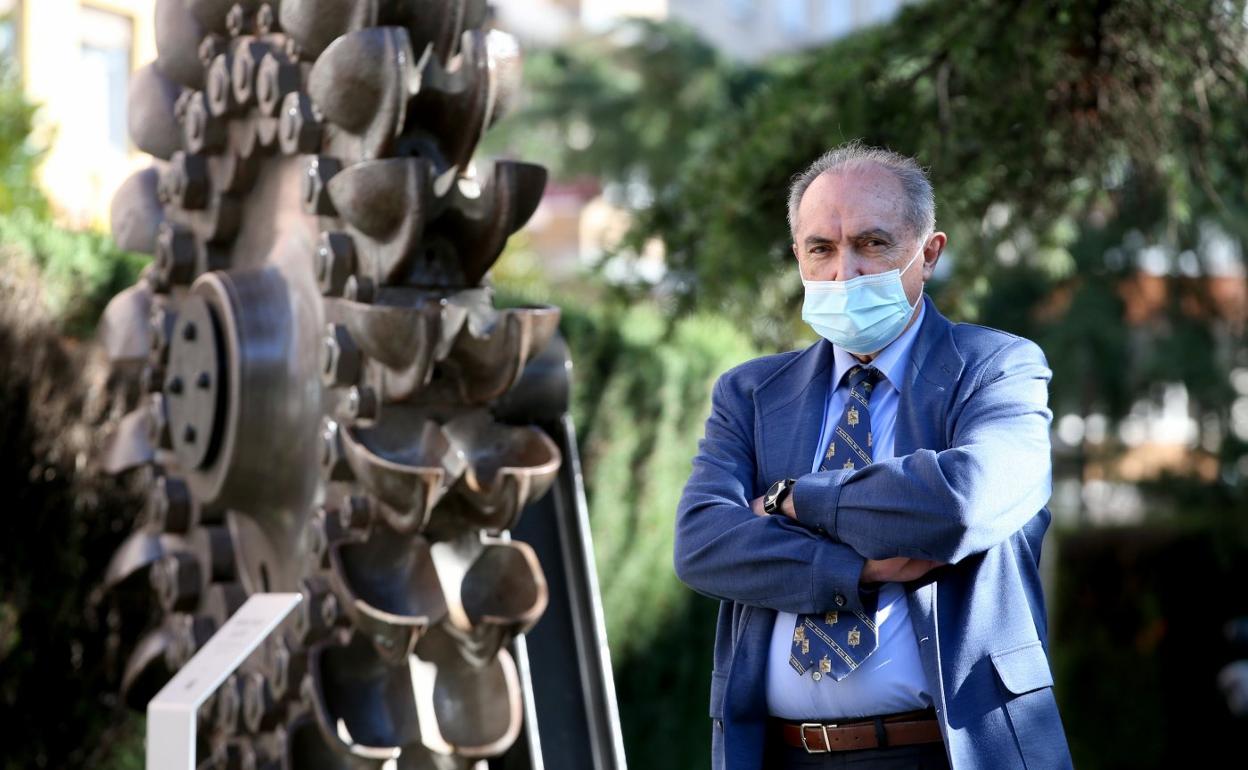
[[146, 593, 302, 769]]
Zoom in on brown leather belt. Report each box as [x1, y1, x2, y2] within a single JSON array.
[[774, 709, 943, 753]]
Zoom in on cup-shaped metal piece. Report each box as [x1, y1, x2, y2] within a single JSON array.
[[285, 716, 357, 770], [307, 26, 413, 160], [325, 157, 433, 284], [121, 625, 177, 709], [111, 167, 165, 255], [408, 29, 492, 174], [99, 283, 153, 370], [461, 540, 547, 631], [338, 412, 456, 531], [305, 631, 416, 759], [337, 298, 443, 401], [101, 528, 182, 595], [278, 0, 368, 61], [103, 405, 155, 475], [429, 160, 548, 286], [411, 627, 524, 757], [442, 306, 561, 404], [129, 63, 184, 160], [431, 534, 547, 666], [485, 30, 523, 128], [328, 531, 448, 663], [430, 646, 523, 757], [154, 0, 206, 89], [440, 413, 561, 532]]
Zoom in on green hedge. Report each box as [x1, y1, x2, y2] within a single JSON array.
[[501, 282, 760, 769], [0, 226, 145, 770], [1051, 515, 1248, 769], [0, 209, 145, 337]]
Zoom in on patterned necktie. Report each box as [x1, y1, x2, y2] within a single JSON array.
[[790, 365, 883, 682]]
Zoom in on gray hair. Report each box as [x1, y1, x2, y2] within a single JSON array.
[[787, 141, 935, 240]]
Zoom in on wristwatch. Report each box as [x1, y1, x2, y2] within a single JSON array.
[[763, 478, 797, 514]]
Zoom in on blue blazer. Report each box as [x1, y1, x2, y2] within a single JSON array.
[[674, 295, 1072, 770]]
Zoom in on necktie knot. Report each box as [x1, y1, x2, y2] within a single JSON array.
[[847, 365, 882, 392]]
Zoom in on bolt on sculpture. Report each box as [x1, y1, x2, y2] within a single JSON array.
[[95, 1, 582, 766]]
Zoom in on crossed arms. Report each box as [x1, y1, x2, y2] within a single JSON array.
[[673, 337, 1053, 617]]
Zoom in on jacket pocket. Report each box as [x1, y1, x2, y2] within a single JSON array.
[[709, 670, 728, 719], [990, 640, 1053, 695], [990, 641, 1071, 769]]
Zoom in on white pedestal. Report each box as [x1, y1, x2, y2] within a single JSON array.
[[146, 593, 302, 770]]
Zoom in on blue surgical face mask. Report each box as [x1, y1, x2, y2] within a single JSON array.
[[801, 245, 924, 355]]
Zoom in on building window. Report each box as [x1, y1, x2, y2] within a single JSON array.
[[0, 0, 19, 73], [728, 0, 755, 23], [79, 6, 132, 156], [779, 0, 806, 38]]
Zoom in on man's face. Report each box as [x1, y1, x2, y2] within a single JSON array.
[[791, 165, 945, 307]]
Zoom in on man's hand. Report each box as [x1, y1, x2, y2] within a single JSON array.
[[861, 557, 942, 584]]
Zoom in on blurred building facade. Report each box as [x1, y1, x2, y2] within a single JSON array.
[[3, 0, 912, 238], [497, 0, 912, 61], [492, 0, 915, 281], [4, 0, 156, 228]]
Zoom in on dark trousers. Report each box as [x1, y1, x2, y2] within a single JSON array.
[[763, 728, 951, 769]]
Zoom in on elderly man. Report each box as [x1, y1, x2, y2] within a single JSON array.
[[674, 143, 1071, 769]]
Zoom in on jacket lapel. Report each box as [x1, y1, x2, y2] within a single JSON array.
[[895, 295, 963, 739], [752, 339, 834, 486], [893, 294, 963, 456]]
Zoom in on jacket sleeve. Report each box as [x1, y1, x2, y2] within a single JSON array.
[[674, 370, 875, 616], [791, 337, 1053, 564]]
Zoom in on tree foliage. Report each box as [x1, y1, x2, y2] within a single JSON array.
[[0, 49, 47, 216], [0, 255, 146, 770], [499, 284, 758, 770], [489, 18, 766, 197], [505, 0, 1248, 462], [0, 209, 146, 336]]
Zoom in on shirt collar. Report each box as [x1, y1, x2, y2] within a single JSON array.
[[830, 298, 926, 391]]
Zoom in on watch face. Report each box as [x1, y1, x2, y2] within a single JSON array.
[[764, 479, 785, 511]]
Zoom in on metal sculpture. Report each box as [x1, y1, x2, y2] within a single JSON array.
[[92, 2, 618, 767]]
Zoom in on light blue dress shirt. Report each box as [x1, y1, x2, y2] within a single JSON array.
[[765, 301, 934, 720]]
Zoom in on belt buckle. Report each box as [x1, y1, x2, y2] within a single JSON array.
[[799, 722, 835, 753]]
